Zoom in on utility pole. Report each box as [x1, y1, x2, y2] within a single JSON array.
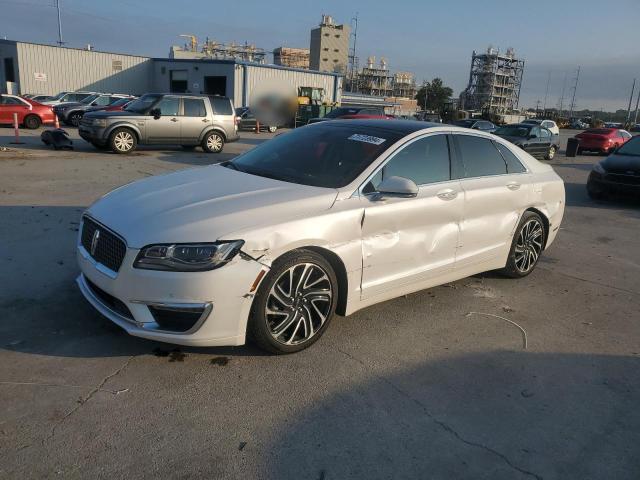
[[633, 87, 640, 124], [56, 0, 64, 46], [542, 70, 551, 116], [625, 78, 636, 124], [347, 13, 358, 92], [558, 72, 567, 118], [535, 99, 541, 116], [568, 66, 580, 120]]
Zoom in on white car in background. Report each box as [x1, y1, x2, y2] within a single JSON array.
[[76, 120, 565, 354], [522, 118, 560, 136]]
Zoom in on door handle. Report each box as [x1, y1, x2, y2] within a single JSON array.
[[506, 181, 521, 190], [170, 117, 178, 122], [436, 189, 458, 201], [202, 118, 210, 123]]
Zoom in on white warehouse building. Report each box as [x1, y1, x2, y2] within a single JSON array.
[[0, 40, 343, 107]]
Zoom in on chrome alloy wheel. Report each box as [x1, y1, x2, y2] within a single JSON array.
[[206, 134, 223, 152], [265, 263, 332, 345], [114, 131, 134, 152], [514, 218, 544, 273]]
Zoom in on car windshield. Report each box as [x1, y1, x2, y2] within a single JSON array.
[[495, 125, 530, 137], [228, 123, 403, 188], [48, 92, 68, 101], [325, 107, 361, 118], [615, 136, 640, 156], [81, 94, 100, 104], [110, 98, 131, 107], [125, 94, 161, 113]]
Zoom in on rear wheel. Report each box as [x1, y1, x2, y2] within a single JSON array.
[[268, 126, 278, 133], [23, 115, 41, 129], [109, 128, 137, 154], [248, 249, 338, 354], [202, 131, 224, 153], [500, 211, 546, 278]]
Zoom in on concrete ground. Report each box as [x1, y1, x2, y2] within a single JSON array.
[[1, 127, 639, 480]]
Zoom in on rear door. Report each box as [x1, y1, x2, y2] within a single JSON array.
[[538, 127, 553, 155], [452, 133, 532, 269], [147, 96, 181, 144], [360, 133, 463, 298], [210, 97, 234, 137], [180, 97, 209, 144]]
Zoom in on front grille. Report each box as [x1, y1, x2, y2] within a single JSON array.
[[148, 305, 206, 332], [605, 173, 640, 186], [85, 277, 133, 320], [81, 217, 127, 272]]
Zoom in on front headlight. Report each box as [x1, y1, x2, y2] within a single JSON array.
[[92, 118, 107, 127], [134, 240, 244, 271], [593, 163, 606, 174]]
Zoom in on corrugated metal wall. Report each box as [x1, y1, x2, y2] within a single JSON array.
[[15, 42, 152, 95]]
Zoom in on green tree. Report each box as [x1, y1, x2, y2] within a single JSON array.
[[415, 78, 453, 112]]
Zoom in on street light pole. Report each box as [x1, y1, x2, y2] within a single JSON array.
[[56, 0, 64, 46]]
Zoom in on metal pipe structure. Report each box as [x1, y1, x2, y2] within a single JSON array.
[[625, 78, 636, 124], [56, 0, 64, 46]]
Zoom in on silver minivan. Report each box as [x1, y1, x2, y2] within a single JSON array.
[[79, 93, 239, 154]]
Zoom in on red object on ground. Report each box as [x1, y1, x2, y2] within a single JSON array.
[[575, 128, 632, 153]]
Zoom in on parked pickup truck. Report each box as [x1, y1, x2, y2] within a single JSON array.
[[79, 93, 239, 154]]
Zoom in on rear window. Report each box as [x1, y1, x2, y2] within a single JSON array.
[[495, 142, 527, 173], [211, 97, 233, 115], [230, 123, 403, 188], [325, 107, 361, 118], [183, 98, 207, 117]]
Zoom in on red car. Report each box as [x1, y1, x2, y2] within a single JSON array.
[[307, 106, 394, 124], [0, 94, 55, 129], [576, 128, 633, 155]]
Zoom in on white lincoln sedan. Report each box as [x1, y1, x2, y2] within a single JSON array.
[[76, 120, 565, 353]]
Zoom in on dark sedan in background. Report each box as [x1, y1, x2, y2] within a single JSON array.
[[587, 135, 640, 199], [452, 118, 496, 132], [235, 107, 278, 132], [493, 123, 557, 160]]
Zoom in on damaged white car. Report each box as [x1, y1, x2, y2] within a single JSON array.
[[76, 120, 565, 353]]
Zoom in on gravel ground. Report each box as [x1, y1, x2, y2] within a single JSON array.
[[1, 127, 639, 480]]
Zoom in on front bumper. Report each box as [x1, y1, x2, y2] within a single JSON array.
[[76, 241, 265, 346], [78, 125, 108, 145], [587, 172, 640, 196]]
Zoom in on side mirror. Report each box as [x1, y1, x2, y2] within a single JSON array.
[[376, 176, 418, 198], [150, 108, 161, 119]]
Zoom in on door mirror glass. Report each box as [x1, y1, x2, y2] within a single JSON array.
[[376, 176, 418, 198], [150, 108, 161, 119]]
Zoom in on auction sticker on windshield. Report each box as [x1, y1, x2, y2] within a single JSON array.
[[348, 134, 386, 145]]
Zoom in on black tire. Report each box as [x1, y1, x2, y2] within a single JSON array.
[[181, 145, 196, 150], [544, 145, 556, 160], [69, 112, 83, 127], [500, 211, 546, 279], [587, 183, 605, 200], [248, 249, 338, 354], [23, 115, 41, 129], [201, 131, 225, 153], [577, 148, 583, 155], [109, 127, 137, 154]]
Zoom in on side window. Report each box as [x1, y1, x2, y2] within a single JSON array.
[[366, 135, 450, 191], [455, 135, 507, 178], [530, 126, 541, 137], [183, 98, 207, 117], [539, 128, 551, 139], [211, 97, 233, 115], [157, 97, 180, 116], [94, 96, 112, 106], [494, 142, 527, 174], [2, 96, 23, 105]]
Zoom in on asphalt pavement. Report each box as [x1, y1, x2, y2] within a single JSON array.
[[1, 127, 639, 479]]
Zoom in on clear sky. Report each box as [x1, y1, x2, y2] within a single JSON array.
[[2, 0, 639, 111]]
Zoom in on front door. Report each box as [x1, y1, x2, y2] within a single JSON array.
[[452, 133, 532, 268], [147, 96, 181, 144], [360, 133, 463, 299]]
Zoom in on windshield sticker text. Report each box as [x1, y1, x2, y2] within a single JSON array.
[[348, 134, 386, 145]]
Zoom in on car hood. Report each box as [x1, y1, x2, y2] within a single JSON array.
[[86, 165, 338, 248], [601, 153, 640, 175]]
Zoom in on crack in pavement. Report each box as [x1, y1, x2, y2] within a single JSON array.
[[44, 355, 137, 444], [335, 347, 543, 480]]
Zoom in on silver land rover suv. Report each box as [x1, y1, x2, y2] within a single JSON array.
[[79, 93, 239, 154]]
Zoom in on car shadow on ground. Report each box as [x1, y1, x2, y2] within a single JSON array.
[[261, 350, 640, 480], [564, 182, 640, 213]]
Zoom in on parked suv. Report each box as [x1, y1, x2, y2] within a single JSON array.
[[41, 91, 97, 106], [55, 94, 133, 127], [79, 93, 239, 154]]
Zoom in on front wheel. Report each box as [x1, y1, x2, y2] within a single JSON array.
[[69, 112, 83, 127], [545, 145, 556, 160], [500, 211, 546, 278], [268, 126, 277, 133], [109, 128, 137, 154], [201, 131, 224, 153], [248, 249, 338, 354], [23, 115, 41, 129]]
